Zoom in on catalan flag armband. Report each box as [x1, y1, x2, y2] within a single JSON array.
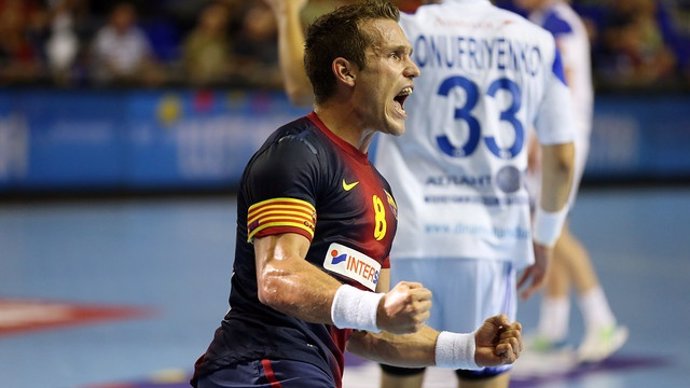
[[247, 198, 317, 242]]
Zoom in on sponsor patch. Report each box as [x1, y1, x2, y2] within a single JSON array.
[[323, 243, 381, 291]]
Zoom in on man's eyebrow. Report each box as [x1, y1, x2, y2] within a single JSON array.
[[390, 44, 414, 55]]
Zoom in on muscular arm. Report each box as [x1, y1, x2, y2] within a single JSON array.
[[347, 326, 439, 367], [255, 233, 342, 323], [347, 316, 522, 368], [255, 233, 432, 332]]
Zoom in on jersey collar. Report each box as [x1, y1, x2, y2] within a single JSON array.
[[307, 112, 370, 164]]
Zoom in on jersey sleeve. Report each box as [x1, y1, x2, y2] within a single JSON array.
[[245, 135, 320, 242], [542, 12, 577, 76], [533, 46, 577, 145]]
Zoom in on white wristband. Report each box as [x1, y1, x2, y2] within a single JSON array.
[[435, 331, 481, 370], [533, 207, 569, 247], [330, 284, 384, 333]]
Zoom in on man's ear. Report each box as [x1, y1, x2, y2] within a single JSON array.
[[332, 57, 356, 87]]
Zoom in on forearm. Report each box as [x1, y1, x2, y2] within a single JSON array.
[[256, 234, 385, 330], [256, 234, 341, 323], [256, 235, 432, 334], [274, 3, 313, 105], [262, 261, 342, 323], [347, 326, 480, 370], [539, 142, 575, 212], [532, 142, 575, 247], [347, 326, 439, 367]]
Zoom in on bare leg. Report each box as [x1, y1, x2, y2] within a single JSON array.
[[458, 372, 510, 388], [549, 222, 598, 296], [536, 222, 607, 343], [541, 222, 627, 362], [380, 371, 425, 388]]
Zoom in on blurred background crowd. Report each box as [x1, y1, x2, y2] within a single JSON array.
[[1, 0, 689, 93]]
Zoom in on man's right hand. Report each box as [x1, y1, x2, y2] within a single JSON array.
[[377, 281, 432, 334]]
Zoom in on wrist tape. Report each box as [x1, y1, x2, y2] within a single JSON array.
[[434, 331, 481, 370], [331, 284, 384, 333], [533, 206, 569, 247]]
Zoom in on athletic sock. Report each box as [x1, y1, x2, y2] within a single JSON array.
[[537, 296, 570, 342], [577, 286, 615, 332]]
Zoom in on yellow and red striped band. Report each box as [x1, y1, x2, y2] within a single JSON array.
[[247, 197, 316, 242]]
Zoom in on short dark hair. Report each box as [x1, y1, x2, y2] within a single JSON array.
[[304, 0, 400, 104]]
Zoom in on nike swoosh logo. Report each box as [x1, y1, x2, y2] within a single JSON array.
[[342, 179, 359, 191]]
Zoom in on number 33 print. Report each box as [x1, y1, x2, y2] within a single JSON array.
[[435, 75, 525, 159]]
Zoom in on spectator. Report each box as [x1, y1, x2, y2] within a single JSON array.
[[231, 2, 282, 88], [299, 0, 354, 25], [658, 0, 690, 88], [597, 0, 677, 89], [182, 1, 234, 87], [89, 2, 162, 86], [45, 0, 80, 85], [0, 0, 46, 85]]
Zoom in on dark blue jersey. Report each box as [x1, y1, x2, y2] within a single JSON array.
[[193, 112, 398, 388]]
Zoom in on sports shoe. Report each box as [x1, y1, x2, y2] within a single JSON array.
[[523, 332, 571, 353], [577, 324, 629, 363]]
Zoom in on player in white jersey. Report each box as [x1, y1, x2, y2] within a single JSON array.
[[514, 0, 628, 364], [264, 1, 576, 387]]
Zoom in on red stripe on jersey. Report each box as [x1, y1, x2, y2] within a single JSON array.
[[261, 359, 282, 388], [330, 326, 351, 388]]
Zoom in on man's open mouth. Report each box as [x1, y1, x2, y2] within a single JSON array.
[[393, 86, 413, 113]]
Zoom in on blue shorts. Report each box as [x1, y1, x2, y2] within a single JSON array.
[[382, 258, 517, 379], [390, 258, 517, 333], [197, 359, 336, 388]]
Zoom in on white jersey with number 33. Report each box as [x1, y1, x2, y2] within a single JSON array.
[[371, 0, 576, 268]]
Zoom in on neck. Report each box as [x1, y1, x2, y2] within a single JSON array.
[[314, 103, 375, 153]]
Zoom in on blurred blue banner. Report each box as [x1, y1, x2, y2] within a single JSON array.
[[586, 95, 690, 180], [0, 90, 687, 193], [0, 90, 308, 192]]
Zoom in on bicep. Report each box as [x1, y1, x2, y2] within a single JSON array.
[[254, 232, 316, 299], [254, 232, 311, 282]]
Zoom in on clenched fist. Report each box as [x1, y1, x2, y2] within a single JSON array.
[[474, 314, 523, 366], [377, 281, 432, 334]]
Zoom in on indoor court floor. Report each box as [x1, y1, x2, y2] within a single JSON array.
[[1, 186, 689, 388]]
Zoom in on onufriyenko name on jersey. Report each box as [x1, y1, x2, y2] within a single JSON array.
[[323, 243, 381, 291], [413, 34, 543, 76]]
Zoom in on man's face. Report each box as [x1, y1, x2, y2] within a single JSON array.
[[352, 18, 419, 136]]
